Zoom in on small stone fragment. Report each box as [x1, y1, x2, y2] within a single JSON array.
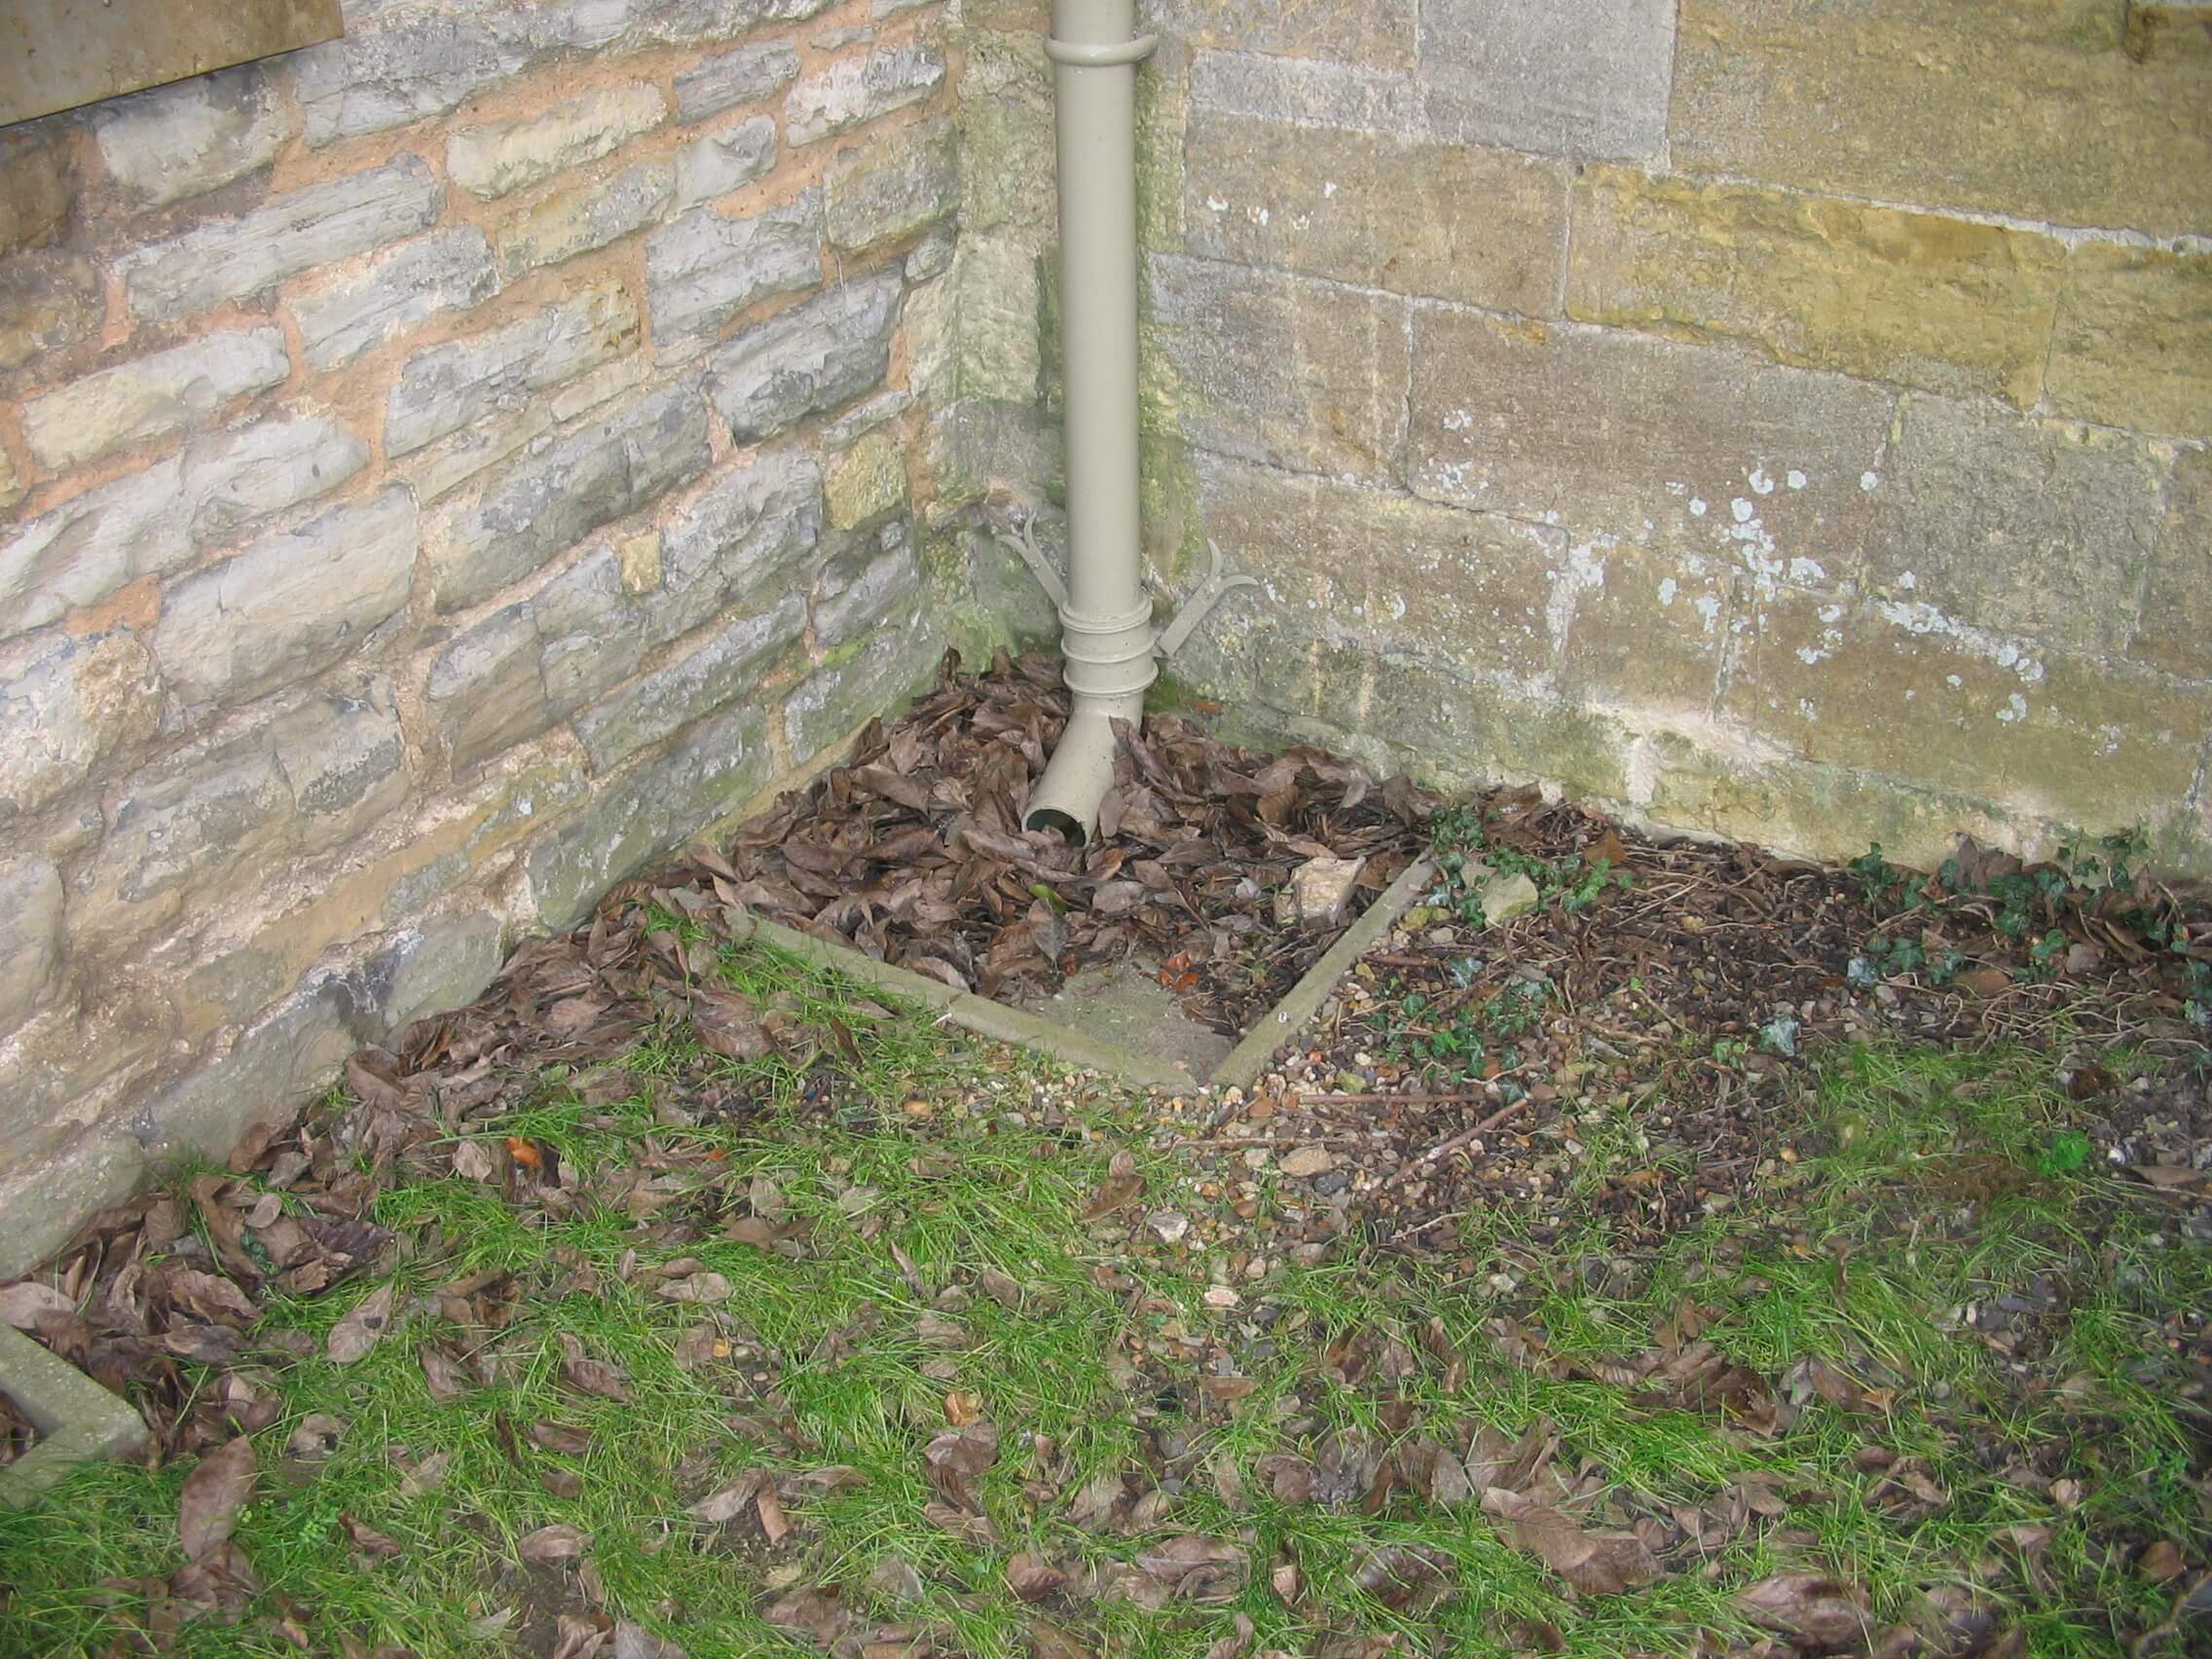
[[1291, 855, 1366, 930], [1478, 870, 1542, 924], [1281, 1146, 1336, 1179]]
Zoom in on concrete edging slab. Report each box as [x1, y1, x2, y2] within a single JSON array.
[[744, 857, 1436, 1103], [0, 1321, 148, 1509], [1209, 856, 1436, 1093]]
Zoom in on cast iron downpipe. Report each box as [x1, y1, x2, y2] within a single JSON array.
[[1016, 0, 1253, 842]]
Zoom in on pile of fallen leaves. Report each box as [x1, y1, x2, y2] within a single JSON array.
[[719, 650, 1429, 1034]]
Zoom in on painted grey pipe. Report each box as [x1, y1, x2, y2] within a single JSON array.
[[1023, 0, 1160, 844]]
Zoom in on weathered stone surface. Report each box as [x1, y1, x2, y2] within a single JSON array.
[[152, 489, 420, 706], [123, 158, 443, 322], [676, 116, 780, 206], [0, 859, 64, 1038], [784, 625, 940, 763], [1190, 49, 1419, 132], [448, 83, 668, 200], [429, 385, 711, 611], [1142, 0, 1418, 69], [349, 910, 506, 1040], [657, 447, 828, 638], [1193, 452, 1564, 685], [812, 521, 918, 645], [1420, 0, 1673, 161], [139, 977, 355, 1176], [1863, 396, 2165, 655], [20, 328, 290, 472], [953, 238, 1042, 406], [0, 462, 187, 640], [676, 40, 801, 122], [706, 270, 901, 439], [1672, 0, 2212, 238], [91, 731, 294, 933], [290, 0, 832, 145], [0, 629, 161, 820], [575, 597, 807, 771], [527, 704, 770, 929], [924, 399, 1063, 509], [0, 446, 17, 513], [399, 353, 650, 507], [2132, 448, 2212, 680], [293, 228, 500, 374], [825, 114, 958, 253], [1556, 538, 1734, 714], [1721, 589, 2212, 823], [0, 249, 104, 372], [426, 604, 550, 772], [499, 160, 676, 275], [646, 190, 822, 342], [1567, 168, 2066, 409], [619, 530, 663, 594], [387, 280, 640, 457], [181, 414, 371, 550], [92, 62, 287, 208], [291, 12, 532, 146], [1187, 110, 1567, 315], [270, 675, 411, 850], [785, 43, 944, 145], [0, 122, 75, 253], [2046, 244, 2212, 438], [1408, 312, 1896, 592], [823, 388, 912, 451], [825, 430, 906, 528], [956, 28, 1053, 239], [1145, 252, 1410, 485]]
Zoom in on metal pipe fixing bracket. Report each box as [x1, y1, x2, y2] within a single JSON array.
[[1157, 539, 1261, 662]]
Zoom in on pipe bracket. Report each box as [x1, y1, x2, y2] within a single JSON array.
[[1157, 539, 1261, 661], [1045, 32, 1160, 66], [996, 510, 1070, 611]]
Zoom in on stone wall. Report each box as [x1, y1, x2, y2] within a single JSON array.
[[0, 0, 1001, 1276], [962, 0, 2212, 874]]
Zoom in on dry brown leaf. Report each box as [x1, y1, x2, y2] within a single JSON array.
[[688, 1472, 764, 1525], [518, 1523, 590, 1564], [1007, 1550, 1069, 1603], [558, 1333, 631, 1402], [0, 1280, 73, 1329], [1739, 1572, 1874, 1647], [923, 1423, 999, 1512], [1480, 1488, 1660, 1596], [1079, 1151, 1144, 1222], [284, 1413, 346, 1462], [177, 1435, 257, 1564], [342, 1514, 402, 1558], [326, 1282, 395, 1365]]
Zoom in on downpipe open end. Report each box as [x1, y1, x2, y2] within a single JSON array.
[[1023, 701, 1137, 844]]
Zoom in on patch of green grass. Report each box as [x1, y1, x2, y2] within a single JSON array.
[[1, 978, 2203, 1657]]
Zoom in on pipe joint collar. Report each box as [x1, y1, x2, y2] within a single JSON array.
[[1045, 32, 1159, 66], [1056, 601, 1159, 699]]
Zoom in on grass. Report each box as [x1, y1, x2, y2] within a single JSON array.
[[0, 941, 2204, 1656]]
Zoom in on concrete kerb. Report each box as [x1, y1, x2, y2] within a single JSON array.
[[742, 856, 1438, 1102], [0, 1321, 149, 1509], [1209, 855, 1436, 1093]]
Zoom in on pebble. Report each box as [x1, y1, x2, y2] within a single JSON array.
[[1148, 1210, 1191, 1244], [1313, 1171, 1347, 1197], [1280, 1146, 1336, 1178]]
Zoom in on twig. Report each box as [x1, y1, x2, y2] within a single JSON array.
[[1297, 1090, 1489, 1107], [1382, 1096, 1539, 1188]]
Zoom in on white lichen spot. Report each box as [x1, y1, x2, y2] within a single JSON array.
[[1788, 557, 1825, 585], [1441, 408, 1474, 432], [1666, 481, 1687, 497], [1750, 467, 1776, 496], [1290, 213, 1311, 231], [1206, 196, 1230, 213], [1786, 470, 1808, 491], [1899, 571, 1917, 590], [1247, 204, 1272, 227], [1388, 594, 1407, 622], [1796, 645, 1828, 666], [1997, 693, 2028, 725], [1946, 674, 1963, 687], [1657, 577, 1678, 606], [1688, 498, 1709, 518], [1819, 604, 1845, 625], [1323, 180, 1338, 199], [1798, 698, 1819, 720], [1860, 470, 1881, 492], [1731, 498, 1755, 524], [1696, 595, 1722, 631]]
